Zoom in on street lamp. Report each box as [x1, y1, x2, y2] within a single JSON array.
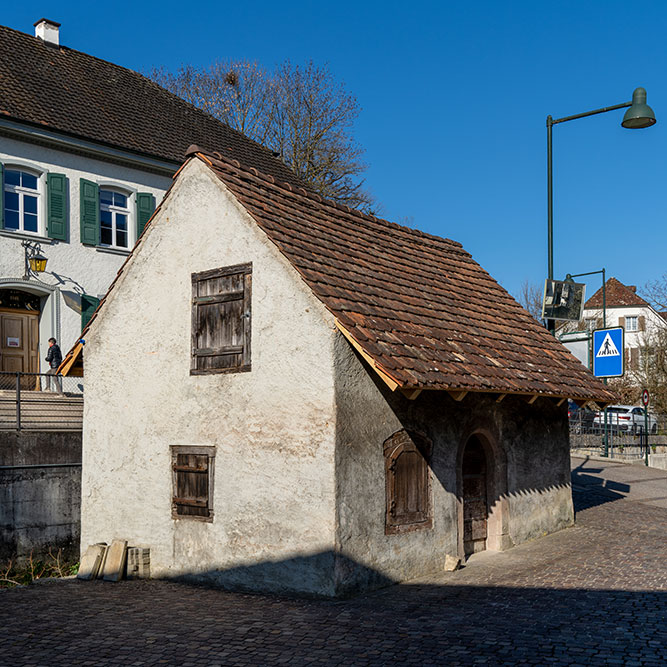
[[21, 240, 48, 279], [546, 87, 656, 333]]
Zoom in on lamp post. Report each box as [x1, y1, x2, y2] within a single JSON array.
[[546, 87, 656, 333]]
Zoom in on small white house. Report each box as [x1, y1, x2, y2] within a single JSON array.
[[0, 19, 299, 377], [559, 277, 667, 375], [79, 147, 611, 596]]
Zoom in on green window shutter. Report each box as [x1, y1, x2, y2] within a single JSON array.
[[0, 162, 4, 230], [80, 179, 100, 246], [81, 294, 100, 331], [47, 173, 68, 241], [136, 192, 155, 239]]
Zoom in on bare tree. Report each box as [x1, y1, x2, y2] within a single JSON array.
[[515, 280, 544, 322], [148, 60, 373, 211], [642, 273, 667, 312]]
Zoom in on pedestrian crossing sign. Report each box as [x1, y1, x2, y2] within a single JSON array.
[[592, 327, 624, 378]]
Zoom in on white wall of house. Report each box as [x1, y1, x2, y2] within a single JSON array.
[[0, 136, 171, 368], [80, 160, 339, 595], [562, 304, 667, 372]]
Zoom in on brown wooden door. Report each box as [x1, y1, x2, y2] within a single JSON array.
[[0, 309, 40, 376], [462, 437, 488, 556]]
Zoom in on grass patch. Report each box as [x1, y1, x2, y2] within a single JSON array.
[[1, 549, 79, 588]]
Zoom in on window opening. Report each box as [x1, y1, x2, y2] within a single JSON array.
[[384, 430, 432, 534], [100, 189, 130, 248], [4, 169, 40, 234]]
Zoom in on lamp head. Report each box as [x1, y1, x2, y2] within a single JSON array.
[[622, 87, 656, 129], [28, 251, 47, 274]]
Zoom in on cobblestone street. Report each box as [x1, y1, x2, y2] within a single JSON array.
[[2, 456, 666, 666]]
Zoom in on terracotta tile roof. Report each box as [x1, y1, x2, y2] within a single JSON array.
[[585, 277, 649, 309], [64, 146, 612, 402], [0, 24, 301, 187], [190, 150, 610, 402]]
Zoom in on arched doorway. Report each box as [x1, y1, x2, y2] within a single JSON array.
[[461, 435, 488, 555], [0, 289, 41, 375]]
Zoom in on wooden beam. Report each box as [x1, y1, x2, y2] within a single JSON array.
[[449, 390, 468, 402], [496, 393, 507, 403], [402, 389, 422, 400], [556, 397, 567, 407], [524, 394, 539, 405], [334, 321, 400, 392]]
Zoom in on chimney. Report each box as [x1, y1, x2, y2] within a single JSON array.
[[34, 18, 60, 46], [629, 285, 637, 293]]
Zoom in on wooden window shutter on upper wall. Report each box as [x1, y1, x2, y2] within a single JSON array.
[[618, 317, 625, 329], [47, 173, 68, 241], [80, 179, 100, 246], [136, 192, 155, 240], [639, 316, 646, 331], [191, 262, 252, 374]]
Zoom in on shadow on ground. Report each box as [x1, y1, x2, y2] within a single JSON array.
[[571, 457, 630, 512], [0, 578, 665, 665]]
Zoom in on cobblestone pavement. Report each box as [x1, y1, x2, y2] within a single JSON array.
[[1, 457, 665, 666]]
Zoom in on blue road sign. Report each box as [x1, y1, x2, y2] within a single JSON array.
[[592, 327, 624, 378]]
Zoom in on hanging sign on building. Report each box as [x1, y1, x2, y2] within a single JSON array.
[[592, 327, 624, 378]]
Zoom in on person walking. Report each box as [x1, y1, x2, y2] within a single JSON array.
[[45, 337, 63, 392]]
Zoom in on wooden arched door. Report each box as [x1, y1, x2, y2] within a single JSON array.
[[462, 436, 488, 555]]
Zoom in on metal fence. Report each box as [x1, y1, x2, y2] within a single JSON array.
[[0, 372, 83, 431], [569, 409, 667, 462]]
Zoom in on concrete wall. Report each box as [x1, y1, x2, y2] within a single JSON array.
[[0, 431, 81, 562], [0, 135, 171, 360], [81, 160, 340, 596], [334, 340, 573, 595]]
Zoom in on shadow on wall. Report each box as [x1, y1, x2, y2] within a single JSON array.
[[169, 550, 395, 599]]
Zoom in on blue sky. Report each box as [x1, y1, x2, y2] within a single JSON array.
[[5, 2, 666, 302]]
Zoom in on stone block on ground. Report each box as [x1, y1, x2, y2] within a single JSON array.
[[126, 547, 151, 579], [102, 539, 128, 582], [77, 543, 108, 580], [444, 555, 461, 571]]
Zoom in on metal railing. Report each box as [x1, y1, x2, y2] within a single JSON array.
[[569, 410, 667, 463], [0, 372, 83, 431]]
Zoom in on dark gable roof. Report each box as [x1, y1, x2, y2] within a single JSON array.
[[192, 150, 611, 402], [0, 23, 301, 187], [585, 277, 649, 309]]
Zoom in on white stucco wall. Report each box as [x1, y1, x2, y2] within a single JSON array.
[[0, 136, 171, 368], [80, 160, 339, 595]]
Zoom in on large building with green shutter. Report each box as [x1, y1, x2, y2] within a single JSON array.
[[0, 19, 300, 375]]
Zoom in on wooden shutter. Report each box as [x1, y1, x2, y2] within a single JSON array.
[[384, 430, 432, 534], [630, 348, 639, 371], [638, 316, 646, 332], [171, 446, 214, 521], [80, 179, 100, 246], [618, 317, 625, 329], [191, 263, 252, 374], [81, 294, 100, 331], [47, 173, 68, 241], [0, 162, 4, 230], [136, 192, 155, 239]]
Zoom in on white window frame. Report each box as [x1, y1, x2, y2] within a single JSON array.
[[3, 165, 46, 237], [99, 186, 134, 251], [625, 316, 638, 332]]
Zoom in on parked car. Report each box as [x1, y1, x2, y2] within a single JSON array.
[[592, 405, 657, 434]]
